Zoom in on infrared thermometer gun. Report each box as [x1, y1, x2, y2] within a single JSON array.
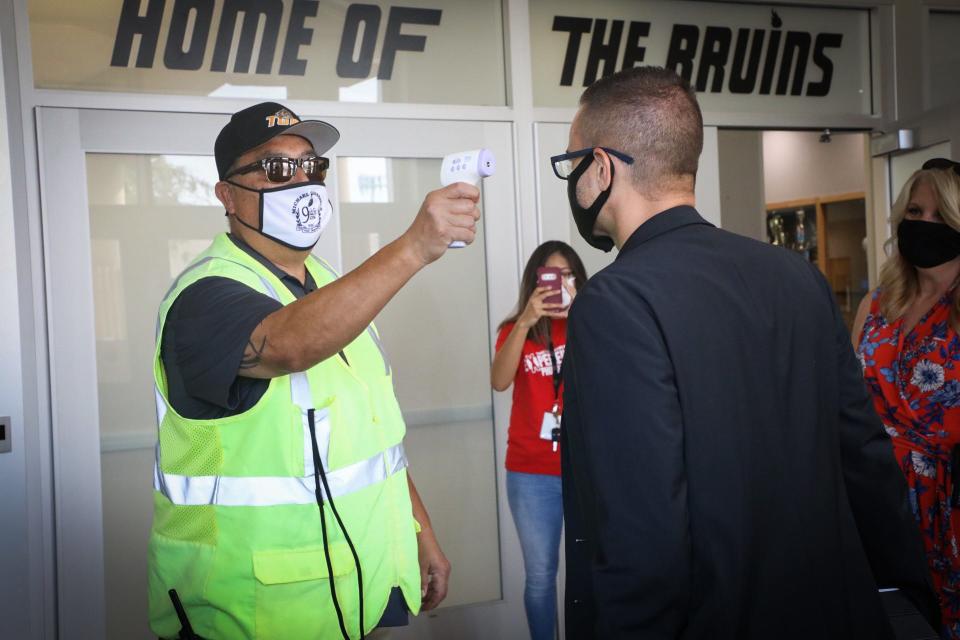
[[440, 149, 495, 248]]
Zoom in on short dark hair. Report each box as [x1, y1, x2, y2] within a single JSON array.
[[579, 66, 703, 194]]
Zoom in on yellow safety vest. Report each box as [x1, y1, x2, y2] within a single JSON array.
[[148, 233, 421, 639]]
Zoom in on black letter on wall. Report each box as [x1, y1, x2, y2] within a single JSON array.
[[280, 0, 319, 76], [621, 21, 650, 70], [728, 28, 764, 94], [378, 7, 442, 80], [695, 26, 731, 92], [111, 0, 166, 68], [553, 16, 592, 87], [665, 25, 699, 83], [212, 0, 283, 74], [776, 31, 811, 95], [336, 4, 381, 79], [807, 33, 842, 97], [758, 29, 782, 94], [164, 0, 214, 70], [584, 19, 623, 86]]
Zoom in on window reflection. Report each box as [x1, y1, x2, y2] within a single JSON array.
[[86, 153, 225, 439], [87, 154, 220, 207], [151, 156, 220, 206], [338, 157, 394, 203], [209, 83, 289, 100], [339, 78, 381, 103], [91, 239, 127, 339], [168, 239, 214, 279], [90, 237, 132, 381]]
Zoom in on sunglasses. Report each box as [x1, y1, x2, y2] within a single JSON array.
[[550, 147, 635, 180], [922, 157, 960, 177], [226, 155, 329, 183]]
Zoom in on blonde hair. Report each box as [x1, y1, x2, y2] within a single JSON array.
[[878, 168, 960, 331]]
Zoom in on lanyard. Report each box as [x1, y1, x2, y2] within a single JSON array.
[[547, 336, 563, 450], [547, 336, 562, 407]]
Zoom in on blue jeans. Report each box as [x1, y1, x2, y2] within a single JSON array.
[[507, 471, 563, 640]]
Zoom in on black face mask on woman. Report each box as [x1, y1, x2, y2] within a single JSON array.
[[897, 219, 960, 268]]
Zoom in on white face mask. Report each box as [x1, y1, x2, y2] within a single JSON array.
[[561, 276, 576, 308], [229, 180, 332, 250]]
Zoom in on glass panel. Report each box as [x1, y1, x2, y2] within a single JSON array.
[[29, 0, 506, 106], [86, 153, 224, 639], [338, 157, 502, 608]]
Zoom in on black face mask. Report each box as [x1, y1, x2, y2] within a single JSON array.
[[567, 154, 615, 253], [897, 219, 960, 268]]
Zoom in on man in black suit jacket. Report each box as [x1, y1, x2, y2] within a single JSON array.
[[555, 66, 940, 639]]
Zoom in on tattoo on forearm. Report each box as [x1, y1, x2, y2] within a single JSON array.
[[240, 334, 267, 369]]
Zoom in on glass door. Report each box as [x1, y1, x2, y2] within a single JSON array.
[[38, 107, 527, 639]]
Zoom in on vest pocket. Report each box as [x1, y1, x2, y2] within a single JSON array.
[[148, 534, 215, 638], [253, 544, 359, 638]]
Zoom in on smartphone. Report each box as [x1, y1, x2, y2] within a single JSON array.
[[536, 267, 563, 305]]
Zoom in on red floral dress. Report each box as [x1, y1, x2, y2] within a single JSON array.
[[858, 289, 960, 638]]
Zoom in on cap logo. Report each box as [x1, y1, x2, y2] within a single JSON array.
[[265, 109, 300, 128]]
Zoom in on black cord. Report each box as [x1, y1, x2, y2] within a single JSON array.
[[308, 408, 365, 640], [317, 441, 366, 640], [168, 589, 205, 640]]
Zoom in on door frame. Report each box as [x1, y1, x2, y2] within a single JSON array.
[[36, 106, 527, 639]]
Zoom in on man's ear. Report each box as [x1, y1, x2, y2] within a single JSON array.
[[593, 149, 613, 190], [215, 181, 234, 215]]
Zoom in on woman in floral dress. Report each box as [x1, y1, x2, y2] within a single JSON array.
[[854, 159, 960, 638]]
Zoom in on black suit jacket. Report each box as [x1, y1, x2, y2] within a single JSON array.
[[561, 206, 939, 639]]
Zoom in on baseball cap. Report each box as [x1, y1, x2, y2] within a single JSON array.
[[214, 102, 340, 179]]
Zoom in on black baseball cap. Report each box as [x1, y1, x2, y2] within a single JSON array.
[[214, 102, 340, 179]]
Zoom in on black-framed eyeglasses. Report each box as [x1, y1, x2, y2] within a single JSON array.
[[550, 147, 634, 180], [922, 157, 960, 177], [225, 155, 329, 183]]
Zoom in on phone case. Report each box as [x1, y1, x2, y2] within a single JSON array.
[[537, 267, 563, 305]]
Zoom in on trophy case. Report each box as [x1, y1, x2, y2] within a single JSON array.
[[766, 192, 868, 331], [766, 205, 818, 263]]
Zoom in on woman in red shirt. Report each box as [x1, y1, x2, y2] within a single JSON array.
[[491, 241, 587, 640]]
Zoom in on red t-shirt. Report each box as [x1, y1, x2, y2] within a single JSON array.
[[495, 319, 566, 476]]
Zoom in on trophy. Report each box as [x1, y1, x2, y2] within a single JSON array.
[[795, 209, 807, 252], [768, 215, 786, 247]]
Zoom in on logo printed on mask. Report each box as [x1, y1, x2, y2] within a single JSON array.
[[227, 180, 332, 250], [292, 191, 324, 233], [265, 109, 300, 128]]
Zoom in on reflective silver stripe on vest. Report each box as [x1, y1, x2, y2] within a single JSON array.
[[294, 377, 329, 477], [155, 442, 408, 506]]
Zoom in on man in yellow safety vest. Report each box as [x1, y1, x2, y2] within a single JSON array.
[[148, 102, 476, 639]]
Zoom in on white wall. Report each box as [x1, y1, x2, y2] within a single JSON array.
[[0, 18, 32, 640], [718, 130, 766, 240], [763, 131, 867, 204], [890, 141, 954, 204]]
